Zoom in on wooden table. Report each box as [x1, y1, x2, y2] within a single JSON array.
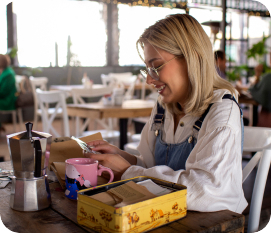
[[66, 100, 154, 150], [0, 161, 245, 233]]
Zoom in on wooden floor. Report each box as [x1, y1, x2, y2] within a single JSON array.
[[0, 117, 271, 232]]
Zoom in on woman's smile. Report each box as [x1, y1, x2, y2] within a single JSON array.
[[154, 84, 166, 94]]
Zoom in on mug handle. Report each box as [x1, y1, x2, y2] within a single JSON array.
[[97, 164, 114, 184]]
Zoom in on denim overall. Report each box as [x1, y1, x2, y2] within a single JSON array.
[[153, 94, 244, 171]]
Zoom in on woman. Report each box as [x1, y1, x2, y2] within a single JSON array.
[[0, 54, 18, 132], [85, 14, 247, 214]]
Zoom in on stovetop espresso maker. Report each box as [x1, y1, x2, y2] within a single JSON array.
[[6, 122, 52, 211]]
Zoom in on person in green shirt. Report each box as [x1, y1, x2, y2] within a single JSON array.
[[0, 54, 18, 132]]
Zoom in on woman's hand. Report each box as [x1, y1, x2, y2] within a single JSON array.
[[86, 140, 121, 155], [87, 153, 131, 181], [85, 140, 137, 165]]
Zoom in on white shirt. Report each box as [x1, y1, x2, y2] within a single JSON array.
[[122, 89, 248, 214]]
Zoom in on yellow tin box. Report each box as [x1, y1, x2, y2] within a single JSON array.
[[77, 176, 187, 233]]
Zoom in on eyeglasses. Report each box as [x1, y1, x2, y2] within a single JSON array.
[[140, 56, 177, 81]]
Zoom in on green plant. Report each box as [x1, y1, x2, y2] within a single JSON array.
[[246, 35, 271, 63], [226, 64, 250, 82], [6, 47, 18, 59]]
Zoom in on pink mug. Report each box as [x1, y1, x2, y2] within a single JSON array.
[[65, 158, 114, 200]]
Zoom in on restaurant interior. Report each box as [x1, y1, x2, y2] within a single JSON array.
[[0, 0, 271, 232]]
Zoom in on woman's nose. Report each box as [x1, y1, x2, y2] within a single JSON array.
[[146, 74, 155, 85]]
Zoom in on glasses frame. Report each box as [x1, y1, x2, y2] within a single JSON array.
[[140, 56, 177, 81]]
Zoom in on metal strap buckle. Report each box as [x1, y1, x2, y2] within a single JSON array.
[[153, 113, 164, 123]]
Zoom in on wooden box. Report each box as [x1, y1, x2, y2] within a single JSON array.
[[77, 176, 187, 233]]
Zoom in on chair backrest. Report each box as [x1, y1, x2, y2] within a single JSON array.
[[242, 126, 271, 233], [71, 86, 113, 104], [29, 77, 49, 128], [121, 75, 137, 100], [101, 72, 134, 88], [108, 72, 133, 79], [107, 74, 137, 101], [70, 86, 115, 137], [101, 74, 114, 87], [15, 75, 25, 92], [29, 76, 48, 107], [29, 76, 48, 91], [36, 89, 70, 137]]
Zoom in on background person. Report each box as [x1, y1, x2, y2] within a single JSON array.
[[0, 54, 18, 132], [249, 64, 271, 112], [236, 64, 264, 93], [214, 50, 227, 79], [85, 14, 247, 214], [249, 65, 271, 127]]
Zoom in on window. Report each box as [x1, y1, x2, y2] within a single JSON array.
[[13, 0, 107, 67], [248, 16, 271, 67], [118, 5, 185, 66]]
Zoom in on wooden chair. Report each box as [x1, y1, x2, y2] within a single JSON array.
[[101, 74, 115, 87], [242, 126, 271, 233], [30, 76, 62, 130], [101, 72, 137, 100], [0, 109, 23, 133], [108, 72, 133, 80], [0, 75, 26, 133], [70, 87, 120, 144], [101, 73, 138, 131], [36, 89, 70, 137], [101, 73, 133, 88]]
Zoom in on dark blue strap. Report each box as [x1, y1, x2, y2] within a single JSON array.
[[154, 94, 241, 132], [193, 104, 214, 131], [222, 94, 239, 107], [193, 94, 240, 131], [153, 102, 165, 124]]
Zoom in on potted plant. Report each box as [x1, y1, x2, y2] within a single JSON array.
[[226, 64, 250, 83], [246, 35, 271, 64]]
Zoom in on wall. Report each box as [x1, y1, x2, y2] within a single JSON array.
[[13, 65, 142, 86], [0, 65, 143, 124]]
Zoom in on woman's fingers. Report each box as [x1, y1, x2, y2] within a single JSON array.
[[88, 153, 131, 181], [86, 140, 109, 147], [86, 141, 119, 154]]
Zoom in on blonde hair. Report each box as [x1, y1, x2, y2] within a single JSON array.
[[137, 14, 236, 117]]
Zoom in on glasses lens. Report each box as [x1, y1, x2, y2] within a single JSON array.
[[140, 70, 148, 79], [140, 68, 159, 80], [148, 68, 159, 81]]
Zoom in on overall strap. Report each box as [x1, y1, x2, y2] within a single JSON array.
[[151, 102, 165, 134], [153, 102, 165, 125], [193, 104, 214, 131], [222, 94, 239, 107], [193, 94, 240, 131], [154, 94, 241, 132]]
